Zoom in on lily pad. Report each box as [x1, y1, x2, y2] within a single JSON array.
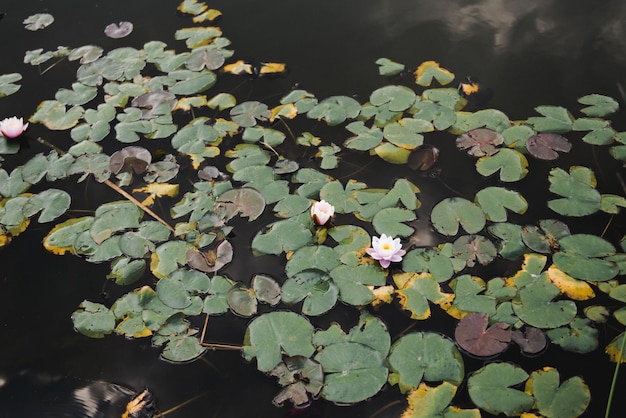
[[402, 382, 480, 418], [414, 61, 455, 86], [104, 21, 134, 39], [467, 363, 533, 416], [375, 57, 405, 76], [475, 148, 529, 182], [243, 312, 315, 372], [578, 93, 619, 117], [526, 133, 572, 160], [456, 128, 503, 157], [512, 274, 577, 329], [525, 367, 590, 418], [186, 240, 233, 273], [269, 356, 323, 407], [454, 312, 511, 357], [109, 146, 152, 175], [475, 187, 528, 222], [527, 105, 574, 133], [430, 197, 486, 236], [511, 327, 547, 355], [23, 13, 54, 31], [387, 332, 464, 393], [0, 73, 22, 97], [71, 300, 115, 338]]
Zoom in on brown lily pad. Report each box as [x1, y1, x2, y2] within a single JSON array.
[[456, 128, 503, 157], [526, 133, 572, 160], [455, 312, 511, 357]]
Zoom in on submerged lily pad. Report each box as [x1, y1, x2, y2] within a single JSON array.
[[270, 356, 323, 407], [109, 146, 152, 175]]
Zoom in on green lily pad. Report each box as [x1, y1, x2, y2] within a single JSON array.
[[375, 57, 405, 76], [306, 96, 361, 126], [488, 222, 526, 260], [243, 311, 315, 372], [22, 188, 71, 223], [452, 234, 497, 268], [161, 335, 206, 362], [344, 121, 384, 150], [467, 363, 533, 416], [372, 207, 416, 237], [475, 148, 529, 182], [475, 187, 528, 222], [525, 367, 590, 418], [0, 73, 22, 97], [527, 105, 574, 133], [402, 382, 480, 418], [448, 274, 496, 317], [578, 94, 619, 117], [71, 300, 115, 338], [512, 274, 577, 328], [546, 318, 598, 354], [394, 272, 454, 320], [370, 85, 417, 112], [30, 100, 84, 130], [430, 197, 486, 236], [251, 216, 313, 255], [414, 61, 455, 86], [388, 332, 464, 393]]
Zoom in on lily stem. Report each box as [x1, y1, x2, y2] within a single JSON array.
[[605, 330, 626, 418]]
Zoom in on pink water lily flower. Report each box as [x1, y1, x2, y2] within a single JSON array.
[[366, 233, 406, 268], [311, 200, 335, 226], [0, 117, 29, 138]]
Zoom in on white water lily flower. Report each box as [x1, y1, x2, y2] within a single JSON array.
[[311, 200, 335, 225], [0, 117, 28, 138], [366, 233, 406, 268]]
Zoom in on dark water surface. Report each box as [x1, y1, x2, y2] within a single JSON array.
[[1, 1, 626, 417]]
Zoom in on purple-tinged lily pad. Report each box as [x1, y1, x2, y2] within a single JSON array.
[[186, 240, 233, 273], [110, 146, 152, 175], [456, 128, 503, 157], [104, 21, 134, 39], [511, 326, 547, 355], [131, 90, 176, 119], [408, 144, 439, 171], [455, 312, 511, 357], [526, 133, 572, 160]]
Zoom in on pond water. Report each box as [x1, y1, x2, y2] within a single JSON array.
[[1, 0, 626, 417]]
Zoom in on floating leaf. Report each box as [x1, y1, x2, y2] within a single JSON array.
[[525, 367, 590, 418], [455, 312, 511, 357], [314, 341, 388, 403], [131, 90, 176, 119], [468, 363, 533, 416], [186, 47, 225, 71], [388, 332, 464, 393], [578, 93, 619, 117], [104, 21, 134, 38], [370, 85, 417, 112], [216, 187, 265, 221], [456, 128, 503, 157], [372, 207, 416, 237], [186, 240, 233, 273], [488, 222, 526, 260], [161, 335, 206, 362], [394, 272, 454, 320], [548, 166, 601, 216], [430, 197, 485, 236], [475, 187, 528, 222], [452, 234, 497, 268], [414, 61, 455, 86], [376, 57, 405, 76], [450, 109, 510, 133], [526, 133, 572, 160], [110, 146, 152, 175], [243, 312, 315, 372], [374, 142, 411, 164], [71, 300, 115, 338], [475, 148, 529, 182], [0, 73, 22, 97], [512, 274, 577, 329], [230, 101, 270, 127], [23, 13, 54, 31], [251, 274, 281, 306], [547, 265, 595, 300], [306, 96, 361, 126], [402, 382, 480, 418], [527, 105, 574, 133], [408, 144, 439, 171], [22, 189, 71, 223], [269, 356, 323, 407], [511, 327, 547, 355], [251, 216, 313, 255], [448, 275, 496, 318], [521, 219, 570, 254], [30, 100, 84, 130]]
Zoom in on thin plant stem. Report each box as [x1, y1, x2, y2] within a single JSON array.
[[605, 331, 626, 418], [279, 117, 297, 143], [155, 390, 211, 417], [601, 215, 614, 238]]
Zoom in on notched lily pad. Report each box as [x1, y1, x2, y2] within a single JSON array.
[[186, 240, 233, 273], [526, 133, 572, 160], [455, 312, 511, 357], [23, 13, 54, 31], [456, 128, 503, 157], [104, 21, 134, 38], [110, 146, 152, 175], [511, 326, 547, 355]]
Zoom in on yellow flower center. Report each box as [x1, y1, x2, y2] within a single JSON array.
[[381, 243, 392, 251]]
